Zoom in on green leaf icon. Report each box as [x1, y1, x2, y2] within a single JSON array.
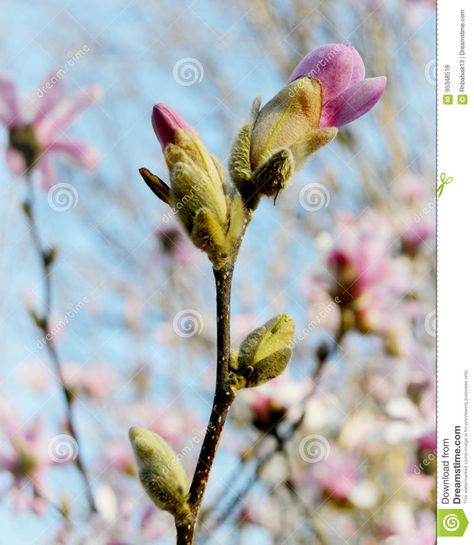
[[437, 172, 453, 198], [437, 509, 469, 537]]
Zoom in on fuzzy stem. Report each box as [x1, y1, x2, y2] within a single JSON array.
[[22, 176, 96, 513]]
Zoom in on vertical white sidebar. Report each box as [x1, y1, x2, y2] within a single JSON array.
[[438, 0, 473, 541]]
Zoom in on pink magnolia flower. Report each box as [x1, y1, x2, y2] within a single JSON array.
[[401, 218, 434, 257], [249, 44, 386, 170], [0, 416, 51, 514], [0, 71, 101, 188], [322, 211, 410, 334], [289, 43, 386, 128]]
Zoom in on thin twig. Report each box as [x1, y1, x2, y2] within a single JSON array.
[[199, 335, 343, 538], [282, 451, 329, 545], [22, 175, 96, 513]]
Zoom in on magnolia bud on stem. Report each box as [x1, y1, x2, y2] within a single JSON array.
[[133, 44, 386, 545]]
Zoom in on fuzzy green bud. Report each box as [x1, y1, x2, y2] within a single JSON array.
[[232, 314, 295, 389], [129, 427, 189, 519], [165, 128, 227, 224], [229, 79, 336, 205], [250, 77, 337, 170], [229, 124, 252, 190], [142, 104, 246, 268], [251, 148, 294, 202], [229, 124, 295, 206]]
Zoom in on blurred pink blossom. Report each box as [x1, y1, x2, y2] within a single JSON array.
[[239, 375, 312, 433], [155, 225, 195, 266], [62, 361, 118, 400], [18, 360, 51, 391], [312, 211, 413, 343], [86, 483, 167, 544], [383, 506, 435, 545], [0, 415, 52, 515], [404, 471, 434, 502], [417, 429, 436, 452], [0, 71, 101, 188], [306, 448, 358, 503], [104, 441, 135, 476]]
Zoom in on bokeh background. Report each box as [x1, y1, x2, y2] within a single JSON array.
[[0, 1, 436, 544]]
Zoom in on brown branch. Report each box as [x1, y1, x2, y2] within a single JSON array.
[[176, 264, 236, 544], [174, 200, 253, 544]]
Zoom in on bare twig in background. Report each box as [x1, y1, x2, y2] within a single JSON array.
[[21, 175, 96, 513]]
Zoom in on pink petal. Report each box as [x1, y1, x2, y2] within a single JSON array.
[[0, 73, 21, 127], [288, 44, 366, 104], [152, 103, 193, 149], [48, 138, 100, 170], [35, 85, 102, 143], [319, 76, 387, 128], [348, 47, 366, 86], [0, 453, 17, 472], [6, 147, 26, 175], [33, 70, 66, 125]]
